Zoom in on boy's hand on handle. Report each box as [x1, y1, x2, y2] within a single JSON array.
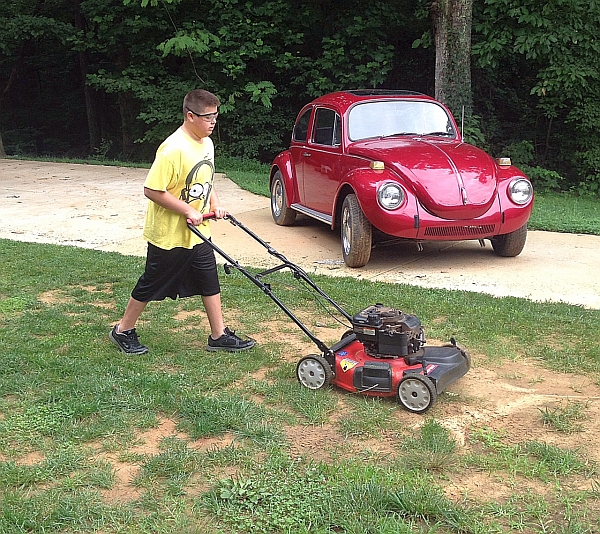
[[185, 207, 205, 226], [212, 206, 228, 219], [187, 211, 221, 226]]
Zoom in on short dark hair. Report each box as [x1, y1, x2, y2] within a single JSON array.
[[183, 89, 220, 116]]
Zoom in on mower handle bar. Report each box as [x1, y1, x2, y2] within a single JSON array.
[[186, 212, 353, 354]]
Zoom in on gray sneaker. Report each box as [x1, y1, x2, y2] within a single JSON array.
[[207, 327, 255, 352], [109, 325, 149, 354]]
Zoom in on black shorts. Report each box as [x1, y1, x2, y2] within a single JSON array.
[[131, 241, 220, 302]]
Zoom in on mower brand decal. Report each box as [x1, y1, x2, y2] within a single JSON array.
[[340, 358, 358, 372], [423, 364, 438, 374], [356, 327, 376, 336]]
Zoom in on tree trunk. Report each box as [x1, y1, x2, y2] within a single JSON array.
[[0, 49, 27, 158], [431, 0, 473, 121], [119, 92, 137, 159], [0, 130, 6, 158], [74, 0, 101, 154]]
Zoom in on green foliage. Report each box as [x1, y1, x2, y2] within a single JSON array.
[[158, 30, 220, 56], [3, 0, 600, 190], [0, 0, 430, 162], [502, 141, 568, 192], [522, 165, 566, 193], [473, 0, 600, 192]]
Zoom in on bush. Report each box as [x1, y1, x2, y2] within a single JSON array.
[[521, 165, 566, 193]]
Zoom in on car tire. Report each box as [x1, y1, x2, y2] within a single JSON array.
[[491, 223, 527, 257], [296, 354, 332, 390], [270, 171, 296, 226], [341, 194, 372, 268]]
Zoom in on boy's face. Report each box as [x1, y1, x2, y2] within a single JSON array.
[[185, 105, 218, 139]]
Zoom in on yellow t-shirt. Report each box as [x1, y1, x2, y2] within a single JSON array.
[[143, 128, 214, 249]]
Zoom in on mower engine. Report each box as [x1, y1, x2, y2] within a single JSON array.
[[352, 304, 424, 358]]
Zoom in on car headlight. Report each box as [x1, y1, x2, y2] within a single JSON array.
[[508, 178, 533, 205], [377, 183, 404, 210]]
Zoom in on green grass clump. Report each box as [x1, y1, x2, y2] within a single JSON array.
[[539, 401, 588, 433]]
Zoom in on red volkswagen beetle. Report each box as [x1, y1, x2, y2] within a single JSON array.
[[270, 90, 534, 267]]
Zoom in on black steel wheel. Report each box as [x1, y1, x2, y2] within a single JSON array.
[[341, 193, 372, 268], [397, 374, 436, 413], [270, 170, 296, 226], [491, 223, 527, 257], [296, 354, 332, 390]]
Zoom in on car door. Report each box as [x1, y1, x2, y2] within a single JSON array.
[[289, 108, 313, 204], [301, 107, 342, 214]]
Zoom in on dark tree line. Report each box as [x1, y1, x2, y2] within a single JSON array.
[[1, 0, 599, 195]]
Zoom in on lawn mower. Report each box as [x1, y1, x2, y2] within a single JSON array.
[[188, 214, 470, 413]]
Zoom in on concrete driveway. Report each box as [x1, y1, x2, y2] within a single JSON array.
[[1, 159, 599, 308]]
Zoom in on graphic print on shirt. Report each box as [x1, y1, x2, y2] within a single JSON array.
[[180, 159, 214, 211]]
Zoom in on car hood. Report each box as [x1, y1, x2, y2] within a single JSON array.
[[349, 138, 498, 219]]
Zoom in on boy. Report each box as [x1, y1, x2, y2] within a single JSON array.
[[110, 89, 254, 354]]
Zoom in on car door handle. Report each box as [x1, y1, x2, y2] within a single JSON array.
[[302, 152, 311, 157]]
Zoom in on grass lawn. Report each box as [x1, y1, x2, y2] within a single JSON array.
[[1, 238, 600, 533]]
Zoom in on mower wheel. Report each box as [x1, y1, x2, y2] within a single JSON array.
[[397, 374, 436, 414], [296, 355, 332, 390]]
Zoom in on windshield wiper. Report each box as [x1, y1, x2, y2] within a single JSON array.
[[380, 132, 418, 138], [422, 131, 454, 137]]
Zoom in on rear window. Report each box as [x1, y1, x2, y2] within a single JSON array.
[[293, 109, 312, 142]]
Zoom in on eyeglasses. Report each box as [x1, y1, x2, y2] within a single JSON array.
[[186, 107, 219, 122]]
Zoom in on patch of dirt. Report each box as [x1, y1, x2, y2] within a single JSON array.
[[98, 418, 238, 503]]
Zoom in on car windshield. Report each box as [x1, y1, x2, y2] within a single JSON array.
[[348, 100, 456, 141]]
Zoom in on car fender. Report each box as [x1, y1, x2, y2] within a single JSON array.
[[333, 166, 418, 233], [270, 151, 299, 205], [495, 164, 534, 234]]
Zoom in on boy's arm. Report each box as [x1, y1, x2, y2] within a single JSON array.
[[209, 186, 227, 218], [144, 187, 205, 225]]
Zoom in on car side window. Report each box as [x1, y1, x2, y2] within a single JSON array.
[[312, 108, 341, 146], [293, 109, 312, 142]]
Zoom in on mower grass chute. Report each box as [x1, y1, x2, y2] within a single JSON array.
[[189, 214, 470, 414]]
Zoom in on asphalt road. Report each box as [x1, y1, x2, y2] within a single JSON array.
[[1, 159, 599, 308]]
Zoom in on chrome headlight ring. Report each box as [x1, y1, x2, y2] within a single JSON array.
[[377, 182, 405, 210], [508, 178, 533, 205]]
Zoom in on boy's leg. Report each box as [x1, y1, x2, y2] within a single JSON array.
[[119, 297, 148, 332], [202, 293, 225, 339], [110, 297, 149, 354], [203, 293, 254, 352]]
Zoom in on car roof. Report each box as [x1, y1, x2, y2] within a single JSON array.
[[310, 90, 437, 111]]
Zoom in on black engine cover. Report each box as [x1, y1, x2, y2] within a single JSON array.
[[352, 304, 424, 357]]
